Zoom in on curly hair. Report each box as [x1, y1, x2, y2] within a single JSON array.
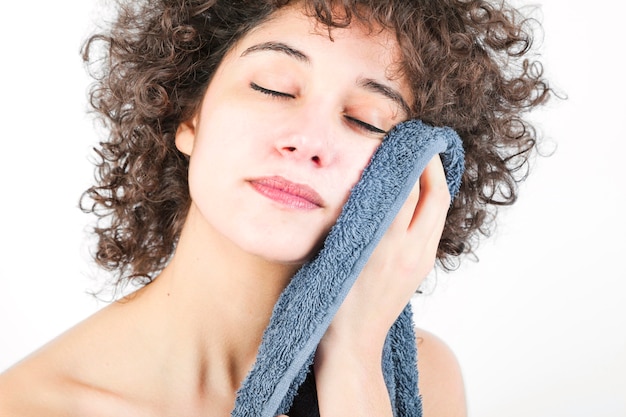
[[81, 0, 551, 288]]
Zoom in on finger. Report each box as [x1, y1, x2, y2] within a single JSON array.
[[419, 210, 447, 274], [387, 172, 421, 235], [403, 156, 450, 271], [408, 155, 450, 236], [380, 156, 448, 282]]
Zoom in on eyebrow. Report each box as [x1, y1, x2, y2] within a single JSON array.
[[241, 41, 310, 64], [358, 78, 411, 117], [241, 41, 411, 116]]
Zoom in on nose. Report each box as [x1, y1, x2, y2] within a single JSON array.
[[275, 105, 333, 168], [277, 139, 323, 167]]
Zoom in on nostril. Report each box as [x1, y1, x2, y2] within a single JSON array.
[[286, 146, 296, 152], [311, 155, 320, 164]]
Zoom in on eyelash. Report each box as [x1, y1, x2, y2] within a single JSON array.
[[250, 82, 295, 99], [250, 82, 387, 135], [344, 116, 387, 135]]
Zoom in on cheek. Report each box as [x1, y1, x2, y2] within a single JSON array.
[[192, 102, 268, 162], [332, 139, 381, 205], [185, 109, 277, 208], [347, 139, 381, 181]]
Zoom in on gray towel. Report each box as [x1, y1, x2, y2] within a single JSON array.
[[232, 120, 465, 417]]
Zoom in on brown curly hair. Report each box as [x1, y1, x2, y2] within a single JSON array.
[[81, 0, 551, 289]]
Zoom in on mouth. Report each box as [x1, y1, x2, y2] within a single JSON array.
[[248, 176, 324, 210]]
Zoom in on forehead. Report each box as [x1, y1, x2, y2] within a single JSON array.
[[238, 4, 403, 73], [211, 3, 413, 116]]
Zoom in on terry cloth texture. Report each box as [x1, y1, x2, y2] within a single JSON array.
[[231, 119, 465, 417]]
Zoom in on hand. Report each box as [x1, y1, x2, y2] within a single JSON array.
[[313, 155, 451, 416], [323, 155, 451, 349]]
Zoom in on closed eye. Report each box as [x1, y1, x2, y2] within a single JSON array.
[[344, 115, 387, 135], [251, 82, 386, 135], [250, 82, 295, 99]]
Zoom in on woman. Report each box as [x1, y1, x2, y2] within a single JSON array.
[[0, 0, 550, 415]]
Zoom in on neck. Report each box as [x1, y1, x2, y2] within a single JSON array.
[[128, 203, 300, 397]]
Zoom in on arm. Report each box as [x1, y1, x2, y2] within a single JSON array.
[[312, 328, 467, 417], [312, 156, 465, 416]]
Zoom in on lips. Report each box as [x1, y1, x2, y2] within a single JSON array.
[[248, 176, 324, 210]]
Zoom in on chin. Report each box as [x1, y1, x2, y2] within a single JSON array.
[[259, 245, 321, 266], [241, 236, 324, 266]]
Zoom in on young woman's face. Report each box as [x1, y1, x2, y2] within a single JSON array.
[[177, 5, 411, 265]]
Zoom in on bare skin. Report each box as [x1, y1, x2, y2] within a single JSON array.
[[0, 163, 466, 417], [0, 6, 466, 417], [0, 307, 465, 417]]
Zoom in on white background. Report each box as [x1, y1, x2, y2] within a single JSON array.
[[1, 1, 624, 416]]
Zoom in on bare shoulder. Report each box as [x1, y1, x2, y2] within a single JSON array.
[[0, 306, 149, 417], [0, 355, 69, 417], [0, 347, 149, 417], [414, 327, 467, 417]]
